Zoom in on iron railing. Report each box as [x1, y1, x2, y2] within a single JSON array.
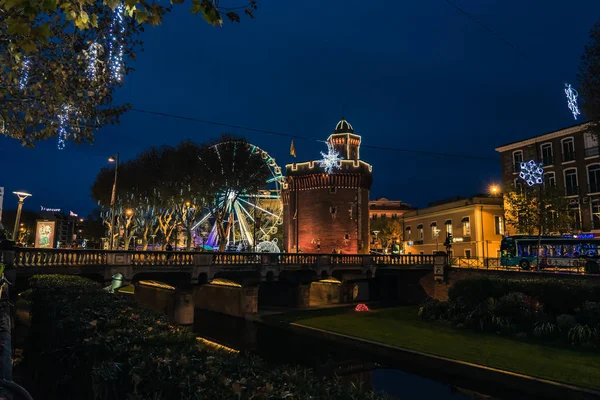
[[450, 256, 599, 275]]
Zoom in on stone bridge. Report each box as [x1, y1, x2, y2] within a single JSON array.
[[0, 248, 436, 285]]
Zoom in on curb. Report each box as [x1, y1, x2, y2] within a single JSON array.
[[288, 323, 600, 400]]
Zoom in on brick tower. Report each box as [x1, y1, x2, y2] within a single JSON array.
[[282, 118, 373, 254]]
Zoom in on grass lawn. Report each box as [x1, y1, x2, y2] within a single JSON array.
[[283, 306, 600, 391]]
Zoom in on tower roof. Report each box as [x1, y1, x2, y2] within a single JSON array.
[[334, 117, 354, 134]]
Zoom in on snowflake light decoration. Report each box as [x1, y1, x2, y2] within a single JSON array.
[[519, 160, 544, 186], [319, 142, 342, 174], [565, 83, 581, 120]]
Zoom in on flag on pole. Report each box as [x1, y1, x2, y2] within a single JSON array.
[[290, 140, 296, 157]]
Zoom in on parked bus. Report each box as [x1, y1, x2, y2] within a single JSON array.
[[500, 235, 600, 274]]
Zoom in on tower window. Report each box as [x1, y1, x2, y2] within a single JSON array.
[[329, 207, 337, 216], [344, 233, 350, 240]]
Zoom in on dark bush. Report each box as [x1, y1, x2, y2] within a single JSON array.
[[577, 302, 600, 326], [23, 275, 387, 400], [418, 298, 449, 320], [448, 277, 600, 316]]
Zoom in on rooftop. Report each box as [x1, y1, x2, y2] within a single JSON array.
[[495, 121, 590, 152]]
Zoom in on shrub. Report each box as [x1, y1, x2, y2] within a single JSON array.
[[556, 314, 577, 331], [418, 298, 449, 320], [568, 324, 599, 347], [533, 321, 559, 339], [577, 302, 600, 326], [448, 277, 600, 316], [23, 275, 386, 400]]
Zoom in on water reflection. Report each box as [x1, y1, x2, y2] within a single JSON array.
[[193, 310, 488, 400]]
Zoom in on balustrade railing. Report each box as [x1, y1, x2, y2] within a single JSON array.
[[276, 253, 318, 265], [373, 254, 435, 265], [131, 251, 195, 266], [213, 253, 262, 265], [6, 248, 442, 269], [13, 248, 107, 268]]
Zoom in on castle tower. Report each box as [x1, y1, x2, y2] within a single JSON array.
[[282, 118, 373, 254]]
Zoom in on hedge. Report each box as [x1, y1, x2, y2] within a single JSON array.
[[22, 275, 386, 400], [448, 277, 600, 315]]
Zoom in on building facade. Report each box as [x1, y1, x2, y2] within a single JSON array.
[[369, 198, 414, 220], [282, 118, 373, 254], [496, 122, 600, 233], [401, 195, 504, 258]]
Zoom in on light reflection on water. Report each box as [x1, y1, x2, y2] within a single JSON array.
[[192, 310, 492, 400]]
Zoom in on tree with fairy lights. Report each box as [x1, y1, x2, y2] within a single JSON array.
[[1, 0, 257, 147]]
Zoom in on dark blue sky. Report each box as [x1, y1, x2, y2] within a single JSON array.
[[1, 0, 599, 216]]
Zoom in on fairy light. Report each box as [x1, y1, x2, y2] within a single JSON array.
[[87, 42, 101, 80], [108, 4, 125, 82], [319, 142, 343, 174], [19, 57, 30, 90], [57, 105, 70, 150], [564, 83, 581, 120]]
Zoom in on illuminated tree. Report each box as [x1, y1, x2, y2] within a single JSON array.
[[1, 0, 257, 146], [504, 186, 573, 235], [370, 217, 402, 250]]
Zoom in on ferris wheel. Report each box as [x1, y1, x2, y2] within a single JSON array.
[[191, 142, 284, 251]]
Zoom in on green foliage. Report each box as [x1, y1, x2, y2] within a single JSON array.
[[417, 298, 449, 320], [433, 276, 600, 347], [370, 217, 402, 250], [504, 186, 573, 236], [24, 274, 386, 400], [1, 1, 257, 145]]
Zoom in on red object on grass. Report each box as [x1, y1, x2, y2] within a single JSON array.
[[355, 303, 369, 312]]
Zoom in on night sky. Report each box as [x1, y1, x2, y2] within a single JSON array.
[[1, 0, 599, 216]]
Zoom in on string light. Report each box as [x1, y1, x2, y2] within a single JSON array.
[[519, 160, 543, 186], [564, 83, 581, 120], [57, 105, 70, 150], [19, 57, 30, 90], [108, 4, 125, 82], [87, 42, 102, 81], [319, 142, 343, 174]]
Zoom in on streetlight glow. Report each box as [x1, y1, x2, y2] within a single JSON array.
[[489, 185, 500, 196], [108, 156, 116, 162], [12, 191, 32, 198]]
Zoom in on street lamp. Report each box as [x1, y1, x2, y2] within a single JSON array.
[[12, 191, 32, 241], [108, 153, 119, 250], [489, 184, 500, 197]]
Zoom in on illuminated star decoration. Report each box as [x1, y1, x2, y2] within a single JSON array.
[[564, 83, 581, 120], [108, 4, 125, 83], [19, 57, 30, 90], [57, 105, 70, 150], [319, 142, 343, 174], [86, 42, 102, 81], [519, 160, 544, 186]]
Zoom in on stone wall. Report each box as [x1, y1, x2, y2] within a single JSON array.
[[193, 284, 258, 318], [134, 284, 194, 324], [309, 282, 356, 307]]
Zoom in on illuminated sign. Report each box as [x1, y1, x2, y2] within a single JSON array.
[[69, 211, 78, 217], [35, 220, 56, 248], [452, 237, 464, 243], [41, 206, 61, 212], [563, 233, 595, 239]]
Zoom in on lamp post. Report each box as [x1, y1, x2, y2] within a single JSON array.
[[108, 153, 119, 250], [518, 161, 544, 270], [12, 191, 32, 242], [151, 234, 157, 250]]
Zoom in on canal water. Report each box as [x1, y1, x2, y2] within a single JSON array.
[[193, 310, 499, 400]]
